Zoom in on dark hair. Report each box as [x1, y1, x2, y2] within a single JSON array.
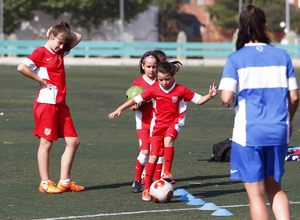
[[236, 5, 271, 50], [50, 21, 72, 51], [153, 50, 167, 61], [139, 51, 160, 74], [156, 61, 182, 76]]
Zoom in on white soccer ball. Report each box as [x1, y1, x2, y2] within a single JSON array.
[[150, 179, 174, 203]]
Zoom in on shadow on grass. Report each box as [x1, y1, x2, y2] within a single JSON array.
[[84, 174, 243, 195], [85, 181, 132, 191], [174, 175, 245, 198]]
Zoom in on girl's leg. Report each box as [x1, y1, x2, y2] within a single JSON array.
[[142, 155, 158, 201], [144, 155, 158, 190], [134, 150, 149, 181], [163, 136, 174, 176], [153, 156, 163, 181], [37, 138, 53, 180], [57, 136, 84, 192], [60, 136, 80, 180], [265, 176, 290, 220], [244, 181, 270, 220], [132, 150, 148, 193]]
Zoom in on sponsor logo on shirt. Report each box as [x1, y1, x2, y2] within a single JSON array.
[[172, 96, 178, 103], [46, 58, 52, 62], [230, 169, 238, 174], [44, 128, 51, 136]]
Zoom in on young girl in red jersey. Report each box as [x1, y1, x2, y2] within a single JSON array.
[[109, 61, 217, 201], [130, 51, 160, 193], [17, 22, 85, 194]]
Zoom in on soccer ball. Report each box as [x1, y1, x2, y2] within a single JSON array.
[[125, 86, 144, 100], [150, 179, 174, 203]]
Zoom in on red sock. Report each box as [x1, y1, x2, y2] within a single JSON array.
[[134, 160, 144, 181], [144, 162, 156, 191], [163, 146, 174, 173], [153, 163, 163, 181]]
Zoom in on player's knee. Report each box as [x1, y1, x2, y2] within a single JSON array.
[[140, 149, 149, 156], [149, 155, 158, 163], [39, 138, 53, 151], [137, 152, 149, 165]]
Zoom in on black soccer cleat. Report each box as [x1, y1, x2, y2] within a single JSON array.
[[132, 181, 142, 193]]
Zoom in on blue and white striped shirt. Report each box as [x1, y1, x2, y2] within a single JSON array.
[[219, 43, 298, 146]]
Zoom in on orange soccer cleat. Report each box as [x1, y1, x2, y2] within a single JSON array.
[[57, 181, 85, 192], [39, 181, 62, 194], [142, 189, 152, 201]]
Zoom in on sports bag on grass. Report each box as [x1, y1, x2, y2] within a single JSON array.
[[208, 138, 231, 162]]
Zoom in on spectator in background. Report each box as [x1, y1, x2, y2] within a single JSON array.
[[219, 5, 299, 220]]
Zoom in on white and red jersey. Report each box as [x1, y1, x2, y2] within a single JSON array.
[[132, 75, 156, 129], [22, 46, 67, 104], [134, 82, 202, 134]]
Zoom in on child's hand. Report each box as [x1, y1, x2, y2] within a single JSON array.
[[46, 27, 52, 39], [39, 79, 48, 88], [108, 110, 122, 119], [130, 103, 140, 111], [208, 82, 218, 98]]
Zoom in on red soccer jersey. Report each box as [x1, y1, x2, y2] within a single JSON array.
[[134, 82, 202, 133], [132, 75, 156, 129], [23, 46, 67, 104]]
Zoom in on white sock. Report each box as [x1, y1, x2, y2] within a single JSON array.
[[60, 179, 70, 185]]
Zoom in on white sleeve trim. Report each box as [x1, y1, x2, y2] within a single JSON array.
[[134, 94, 143, 104], [22, 58, 37, 71], [288, 77, 298, 90], [219, 77, 237, 92], [191, 93, 202, 104]]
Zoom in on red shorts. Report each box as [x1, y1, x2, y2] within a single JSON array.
[[33, 102, 77, 141], [150, 125, 178, 156], [137, 128, 151, 151]]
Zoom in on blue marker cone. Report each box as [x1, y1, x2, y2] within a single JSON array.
[[178, 193, 195, 201], [199, 202, 220, 211], [211, 208, 234, 216], [186, 198, 206, 206], [173, 188, 189, 197]]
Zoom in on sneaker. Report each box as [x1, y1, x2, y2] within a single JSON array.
[[132, 181, 142, 193], [39, 181, 62, 194], [57, 181, 85, 192], [142, 190, 152, 201], [162, 171, 174, 183]]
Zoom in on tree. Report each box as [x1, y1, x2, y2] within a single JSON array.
[[38, 0, 151, 33], [207, 0, 300, 38], [3, 0, 36, 35], [3, 0, 150, 35]]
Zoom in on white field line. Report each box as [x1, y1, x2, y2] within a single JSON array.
[[34, 201, 300, 220]]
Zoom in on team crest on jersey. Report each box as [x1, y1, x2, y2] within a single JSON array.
[[172, 96, 178, 103], [256, 46, 263, 52], [44, 128, 51, 136]]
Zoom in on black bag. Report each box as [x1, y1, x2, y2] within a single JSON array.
[[208, 138, 232, 162]]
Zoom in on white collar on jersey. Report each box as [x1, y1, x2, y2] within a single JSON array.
[[245, 42, 267, 46], [159, 82, 176, 94], [143, 75, 156, 86]]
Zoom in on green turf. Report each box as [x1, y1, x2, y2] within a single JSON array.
[[1, 64, 300, 220]]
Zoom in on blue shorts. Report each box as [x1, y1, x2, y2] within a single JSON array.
[[230, 142, 287, 183]]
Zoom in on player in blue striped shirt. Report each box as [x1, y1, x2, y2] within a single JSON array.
[[219, 5, 299, 220]]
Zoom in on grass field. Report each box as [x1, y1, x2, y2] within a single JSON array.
[[1, 64, 300, 220]]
